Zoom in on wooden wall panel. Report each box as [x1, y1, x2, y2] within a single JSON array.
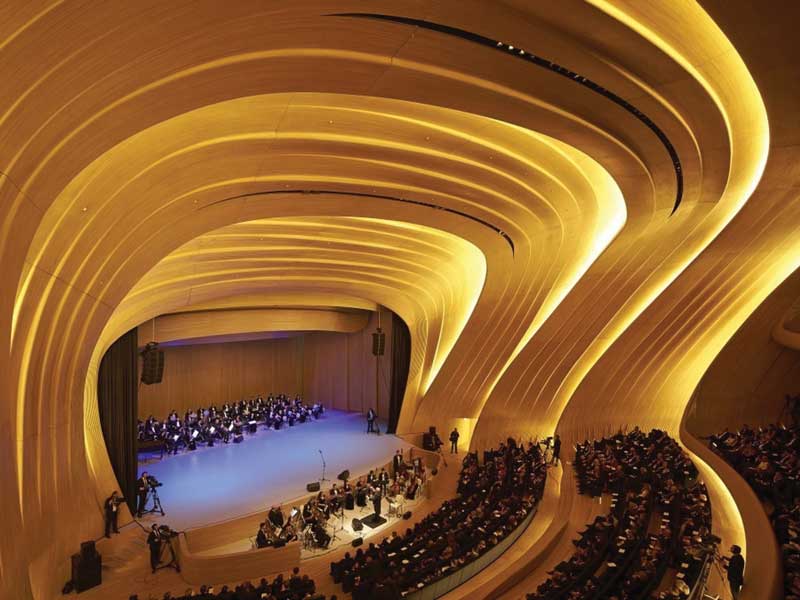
[[687, 266, 800, 436], [137, 313, 393, 420], [303, 310, 393, 418], [138, 338, 303, 418]]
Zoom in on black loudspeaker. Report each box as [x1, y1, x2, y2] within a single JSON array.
[[71, 552, 101, 592], [337, 469, 350, 481], [233, 434, 244, 444], [403, 511, 412, 520], [306, 481, 320, 492], [141, 343, 165, 385], [351, 537, 363, 547], [352, 518, 363, 531], [423, 433, 436, 451], [80, 540, 96, 559], [371, 329, 386, 356]]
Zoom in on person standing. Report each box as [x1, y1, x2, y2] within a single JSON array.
[[104, 491, 122, 537], [147, 524, 162, 573], [372, 488, 382, 517], [552, 434, 562, 465], [726, 544, 745, 599], [136, 472, 150, 517], [366, 408, 376, 433], [449, 428, 460, 454]]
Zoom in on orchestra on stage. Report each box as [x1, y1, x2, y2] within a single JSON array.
[[137, 394, 324, 454], [254, 449, 427, 551]]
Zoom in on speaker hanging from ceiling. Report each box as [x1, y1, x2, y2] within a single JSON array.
[[140, 342, 165, 385], [372, 327, 386, 356]]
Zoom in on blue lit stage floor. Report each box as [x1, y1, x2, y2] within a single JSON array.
[[138, 410, 412, 531]]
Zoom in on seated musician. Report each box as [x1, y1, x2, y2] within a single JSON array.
[[405, 476, 420, 500], [355, 481, 368, 507], [256, 522, 271, 549], [312, 521, 331, 548], [268, 505, 285, 529]]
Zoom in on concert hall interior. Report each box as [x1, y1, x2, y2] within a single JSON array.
[[2, 2, 800, 599]]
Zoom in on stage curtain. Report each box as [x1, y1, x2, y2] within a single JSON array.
[[387, 313, 411, 433], [98, 328, 139, 511]]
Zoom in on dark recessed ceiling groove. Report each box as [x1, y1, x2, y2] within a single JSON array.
[[330, 13, 684, 215], [202, 189, 515, 254]]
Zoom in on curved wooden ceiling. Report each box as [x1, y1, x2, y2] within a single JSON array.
[[0, 1, 797, 599]]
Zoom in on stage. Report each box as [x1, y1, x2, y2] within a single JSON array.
[[138, 409, 412, 530]]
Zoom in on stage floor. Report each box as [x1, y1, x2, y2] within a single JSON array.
[[139, 410, 411, 530]]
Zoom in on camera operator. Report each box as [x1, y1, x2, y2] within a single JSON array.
[[723, 544, 745, 599], [147, 524, 162, 573], [136, 472, 150, 517], [104, 490, 124, 537]]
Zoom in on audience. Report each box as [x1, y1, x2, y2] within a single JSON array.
[[527, 428, 713, 600], [330, 437, 547, 599], [127, 568, 331, 600], [138, 394, 324, 454], [710, 423, 800, 600]]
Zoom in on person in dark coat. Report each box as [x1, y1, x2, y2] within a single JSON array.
[[449, 428, 460, 454], [552, 434, 562, 465], [726, 544, 745, 599], [146, 524, 161, 573], [104, 490, 122, 537]]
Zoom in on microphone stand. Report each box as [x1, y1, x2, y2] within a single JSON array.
[[318, 449, 330, 483]]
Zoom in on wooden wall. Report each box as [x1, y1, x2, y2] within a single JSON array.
[[686, 267, 800, 437], [303, 309, 393, 418], [138, 337, 304, 418], [137, 310, 393, 419]]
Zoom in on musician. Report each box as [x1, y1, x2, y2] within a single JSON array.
[[136, 472, 150, 517], [268, 505, 285, 529], [146, 524, 162, 573], [378, 468, 390, 495], [372, 487, 383, 516], [312, 521, 331, 548], [104, 490, 122, 537], [256, 522, 271, 549], [366, 408, 376, 433], [355, 481, 368, 507], [392, 449, 405, 477]]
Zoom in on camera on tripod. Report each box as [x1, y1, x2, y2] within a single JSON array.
[[157, 524, 178, 538], [147, 475, 163, 488]]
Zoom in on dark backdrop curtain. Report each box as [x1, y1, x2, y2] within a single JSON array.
[[98, 328, 138, 511], [387, 313, 411, 434]]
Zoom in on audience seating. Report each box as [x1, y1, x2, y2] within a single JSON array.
[[128, 567, 329, 600], [330, 437, 547, 599], [527, 428, 713, 600], [709, 423, 800, 600]]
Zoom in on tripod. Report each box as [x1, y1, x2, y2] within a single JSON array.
[[143, 486, 165, 516], [155, 536, 180, 573], [318, 449, 330, 483], [330, 504, 345, 543]]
